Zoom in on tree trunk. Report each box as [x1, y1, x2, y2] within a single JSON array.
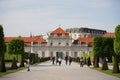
[[84, 57, 87, 64], [94, 57, 99, 68], [0, 56, 6, 72], [20, 55, 24, 67], [11, 57, 18, 69], [112, 55, 120, 73], [102, 57, 108, 70]]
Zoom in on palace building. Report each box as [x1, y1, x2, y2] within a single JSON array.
[[5, 27, 111, 58], [66, 28, 107, 39]]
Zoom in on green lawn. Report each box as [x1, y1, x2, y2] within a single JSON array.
[[0, 53, 24, 77], [92, 68, 120, 78], [0, 67, 26, 77], [5, 52, 21, 61]]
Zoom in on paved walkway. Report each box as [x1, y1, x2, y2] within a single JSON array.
[[0, 61, 120, 80]]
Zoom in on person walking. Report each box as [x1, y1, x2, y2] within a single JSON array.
[[80, 57, 84, 67], [52, 56, 55, 65], [65, 55, 68, 65], [27, 58, 30, 71], [58, 57, 62, 66], [69, 56, 72, 65], [87, 57, 91, 67]]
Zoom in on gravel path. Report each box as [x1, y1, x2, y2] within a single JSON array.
[[0, 61, 119, 80]]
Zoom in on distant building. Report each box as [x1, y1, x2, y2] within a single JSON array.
[[4, 27, 110, 58], [103, 32, 114, 38], [4, 36, 47, 53], [66, 28, 107, 39]]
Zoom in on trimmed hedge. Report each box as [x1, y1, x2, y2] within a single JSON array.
[[23, 52, 38, 64], [38, 57, 50, 63], [71, 57, 80, 63], [5, 52, 51, 64], [4, 60, 12, 62]]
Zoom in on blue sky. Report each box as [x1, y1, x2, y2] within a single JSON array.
[[0, 0, 120, 36]]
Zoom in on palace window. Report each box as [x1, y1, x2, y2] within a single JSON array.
[[66, 52, 69, 56], [74, 52, 78, 58], [42, 51, 45, 57], [58, 42, 61, 46], [66, 43, 69, 46], [50, 51, 53, 57], [50, 43, 53, 46]]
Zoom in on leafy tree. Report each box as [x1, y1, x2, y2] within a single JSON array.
[[93, 36, 103, 67], [101, 37, 114, 70], [0, 25, 6, 72], [93, 36, 114, 70], [113, 25, 120, 73], [8, 39, 25, 68]]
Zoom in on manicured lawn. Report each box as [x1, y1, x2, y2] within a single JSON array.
[[0, 67, 26, 77], [92, 68, 120, 78], [5, 52, 21, 62]]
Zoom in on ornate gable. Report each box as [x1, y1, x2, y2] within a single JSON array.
[[50, 27, 69, 37]]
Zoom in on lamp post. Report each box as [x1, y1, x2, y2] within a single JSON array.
[[88, 47, 90, 57], [28, 42, 32, 59]]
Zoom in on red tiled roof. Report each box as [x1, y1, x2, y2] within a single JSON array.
[[50, 27, 69, 36], [103, 32, 114, 38], [4, 36, 47, 46], [77, 37, 93, 43]]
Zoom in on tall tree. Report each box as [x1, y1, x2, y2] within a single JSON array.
[[101, 37, 114, 70], [93, 36, 103, 67], [0, 25, 6, 72], [8, 39, 25, 69], [113, 25, 120, 73]]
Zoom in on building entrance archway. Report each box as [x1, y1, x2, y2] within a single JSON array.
[[56, 52, 63, 58]]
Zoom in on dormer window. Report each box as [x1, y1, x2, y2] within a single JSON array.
[[62, 34, 65, 37], [58, 42, 61, 45], [66, 43, 69, 46], [54, 34, 57, 37]]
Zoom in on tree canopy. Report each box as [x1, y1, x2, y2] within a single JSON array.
[[113, 25, 120, 73], [93, 36, 103, 57], [114, 25, 120, 56], [0, 25, 6, 72], [102, 37, 114, 58], [0, 25, 6, 57], [93, 36, 114, 58], [8, 39, 24, 55]]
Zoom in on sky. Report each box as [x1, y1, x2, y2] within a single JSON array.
[[0, 0, 120, 37]]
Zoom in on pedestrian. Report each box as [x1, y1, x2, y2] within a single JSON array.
[[80, 57, 83, 67], [27, 58, 30, 71], [87, 57, 91, 67], [65, 55, 68, 65], [50, 56, 52, 62], [69, 56, 72, 65], [52, 56, 55, 65], [58, 57, 62, 66], [92, 58, 95, 66]]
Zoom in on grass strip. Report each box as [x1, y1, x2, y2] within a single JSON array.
[[92, 67, 120, 78], [0, 67, 26, 77]]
